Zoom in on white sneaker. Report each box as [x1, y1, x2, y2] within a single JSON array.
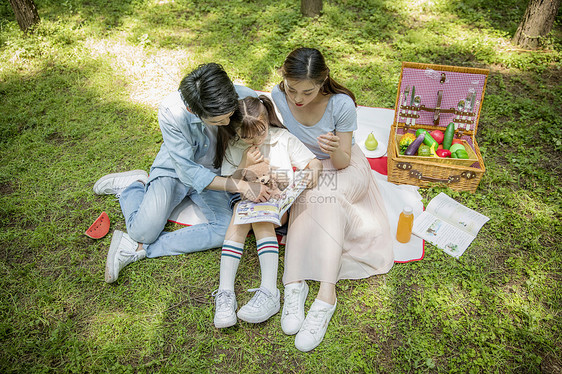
[[295, 299, 337, 352], [212, 289, 238, 328], [104, 230, 146, 283], [93, 170, 148, 196], [237, 287, 280, 323], [281, 281, 309, 335]]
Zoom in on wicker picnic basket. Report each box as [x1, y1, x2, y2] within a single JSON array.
[[387, 62, 489, 193]]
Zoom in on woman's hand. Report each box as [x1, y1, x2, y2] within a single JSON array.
[[317, 132, 340, 155], [241, 146, 264, 168], [319, 131, 352, 170]]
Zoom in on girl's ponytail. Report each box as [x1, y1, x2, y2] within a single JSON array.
[[258, 95, 284, 129]]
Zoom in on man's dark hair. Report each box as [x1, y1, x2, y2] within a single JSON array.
[[179, 63, 239, 118]]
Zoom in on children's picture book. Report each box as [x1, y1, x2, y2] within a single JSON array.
[[412, 192, 490, 258], [233, 171, 309, 226]]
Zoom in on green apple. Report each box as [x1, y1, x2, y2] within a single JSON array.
[[365, 132, 378, 151]]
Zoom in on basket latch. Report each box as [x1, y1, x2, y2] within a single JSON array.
[[461, 171, 477, 179], [409, 170, 460, 183], [396, 162, 412, 170]]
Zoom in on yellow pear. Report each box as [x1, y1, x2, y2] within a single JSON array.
[[365, 132, 378, 151]]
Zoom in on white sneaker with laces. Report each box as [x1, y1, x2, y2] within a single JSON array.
[[237, 287, 280, 323], [105, 230, 146, 283], [93, 170, 148, 196], [281, 281, 309, 335], [295, 298, 337, 352], [213, 289, 238, 328]]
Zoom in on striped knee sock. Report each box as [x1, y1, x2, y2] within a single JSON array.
[[219, 240, 244, 291], [257, 237, 279, 293]]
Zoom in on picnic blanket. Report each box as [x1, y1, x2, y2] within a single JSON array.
[[168, 100, 425, 263]]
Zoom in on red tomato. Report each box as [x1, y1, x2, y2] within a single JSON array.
[[430, 130, 444, 144], [437, 144, 443, 150], [452, 139, 463, 145], [435, 149, 452, 158]]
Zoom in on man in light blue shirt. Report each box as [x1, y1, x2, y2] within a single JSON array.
[[93, 63, 271, 283]]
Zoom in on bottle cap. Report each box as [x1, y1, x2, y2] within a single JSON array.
[[403, 205, 413, 214]]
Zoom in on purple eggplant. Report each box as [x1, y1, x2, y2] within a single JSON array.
[[404, 133, 425, 156]]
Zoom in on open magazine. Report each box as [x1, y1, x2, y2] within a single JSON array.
[[233, 171, 309, 226], [412, 192, 489, 258]]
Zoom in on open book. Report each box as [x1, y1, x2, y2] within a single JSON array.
[[412, 192, 489, 258], [233, 171, 309, 226]]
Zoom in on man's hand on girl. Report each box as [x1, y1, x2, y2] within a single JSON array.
[[317, 132, 340, 155]]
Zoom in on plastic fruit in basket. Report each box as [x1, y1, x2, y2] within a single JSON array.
[[453, 149, 470, 159], [365, 132, 379, 151], [415, 129, 438, 149], [436, 149, 451, 158], [449, 143, 465, 154], [430, 130, 444, 144], [398, 133, 416, 154], [443, 123, 455, 149], [418, 144, 431, 157], [405, 133, 425, 155]]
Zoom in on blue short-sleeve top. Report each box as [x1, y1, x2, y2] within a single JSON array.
[[271, 84, 357, 159]]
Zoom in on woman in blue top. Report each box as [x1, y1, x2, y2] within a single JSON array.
[[271, 48, 394, 352]]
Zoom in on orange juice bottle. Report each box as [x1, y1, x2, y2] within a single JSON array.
[[396, 206, 414, 243]]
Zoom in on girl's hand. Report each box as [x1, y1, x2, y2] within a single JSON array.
[[317, 132, 340, 155], [241, 146, 264, 167], [240, 180, 272, 203]]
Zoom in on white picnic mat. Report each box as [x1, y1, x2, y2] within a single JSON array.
[[168, 99, 425, 262]]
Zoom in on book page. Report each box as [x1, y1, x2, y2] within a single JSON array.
[[233, 171, 308, 225], [412, 212, 476, 258], [425, 193, 489, 236], [234, 200, 282, 225]]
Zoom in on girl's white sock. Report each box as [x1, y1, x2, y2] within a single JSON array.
[[219, 240, 244, 291], [256, 236, 279, 293]]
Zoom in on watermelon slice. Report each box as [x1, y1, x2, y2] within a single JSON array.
[[85, 211, 110, 239]]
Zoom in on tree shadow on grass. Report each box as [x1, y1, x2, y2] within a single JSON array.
[[0, 54, 166, 371], [0, 45, 308, 372], [1, 1, 561, 371]]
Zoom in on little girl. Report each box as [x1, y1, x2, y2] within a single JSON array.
[[212, 95, 322, 328]]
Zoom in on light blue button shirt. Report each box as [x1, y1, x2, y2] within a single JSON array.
[[148, 85, 257, 193]]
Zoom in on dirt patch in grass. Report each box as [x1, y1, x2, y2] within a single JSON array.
[[84, 38, 189, 109], [542, 352, 562, 374], [0, 180, 14, 195], [45, 131, 67, 144]]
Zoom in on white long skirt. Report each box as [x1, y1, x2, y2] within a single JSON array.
[[283, 145, 394, 284]]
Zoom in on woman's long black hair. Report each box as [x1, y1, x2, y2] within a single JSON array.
[[278, 47, 357, 106]]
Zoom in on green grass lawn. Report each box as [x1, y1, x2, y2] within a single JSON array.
[[1, 0, 561, 372]]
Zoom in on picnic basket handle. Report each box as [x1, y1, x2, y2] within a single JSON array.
[[409, 169, 477, 183]]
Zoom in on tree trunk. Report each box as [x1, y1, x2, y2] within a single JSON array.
[[8, 0, 40, 32], [512, 0, 561, 49], [301, 0, 323, 17]]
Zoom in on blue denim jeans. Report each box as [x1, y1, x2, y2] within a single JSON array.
[[119, 177, 232, 258]]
